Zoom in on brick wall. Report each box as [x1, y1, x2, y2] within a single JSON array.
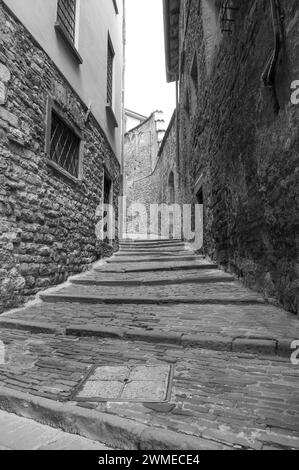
[[0, 3, 120, 313], [178, 0, 299, 313]]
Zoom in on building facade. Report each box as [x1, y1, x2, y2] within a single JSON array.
[[123, 110, 171, 234], [0, 0, 124, 312], [163, 0, 299, 314]]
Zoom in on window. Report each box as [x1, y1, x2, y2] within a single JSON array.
[[107, 36, 115, 107], [201, 0, 222, 75], [55, 0, 82, 63], [46, 100, 82, 180], [168, 172, 175, 204], [57, 0, 77, 44]]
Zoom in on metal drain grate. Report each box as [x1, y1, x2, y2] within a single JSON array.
[[72, 365, 173, 403]]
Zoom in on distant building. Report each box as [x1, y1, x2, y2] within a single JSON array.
[[124, 109, 147, 133], [123, 110, 170, 233], [0, 0, 125, 312]]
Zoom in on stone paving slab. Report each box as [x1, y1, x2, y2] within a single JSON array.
[[0, 410, 111, 450], [0, 331, 298, 449]]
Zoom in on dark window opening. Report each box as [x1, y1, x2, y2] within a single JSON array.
[[196, 188, 203, 205], [107, 37, 115, 106], [192, 188, 204, 232], [103, 174, 112, 242], [57, 0, 77, 44], [49, 110, 81, 179], [168, 171, 175, 204]]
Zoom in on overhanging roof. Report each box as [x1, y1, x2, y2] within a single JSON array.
[[163, 0, 180, 83]]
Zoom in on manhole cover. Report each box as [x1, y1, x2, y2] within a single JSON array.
[[72, 364, 173, 403]]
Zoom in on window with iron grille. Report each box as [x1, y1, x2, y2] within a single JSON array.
[[107, 37, 115, 107], [57, 0, 77, 44], [49, 110, 81, 179]]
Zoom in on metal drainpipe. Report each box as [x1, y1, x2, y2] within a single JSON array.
[[262, 0, 284, 112]]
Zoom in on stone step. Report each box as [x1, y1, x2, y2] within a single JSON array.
[[40, 294, 265, 305], [116, 251, 193, 257], [119, 244, 186, 250], [95, 262, 218, 273], [71, 273, 236, 286], [119, 240, 184, 247], [120, 245, 186, 253], [120, 238, 182, 243], [107, 255, 199, 263]]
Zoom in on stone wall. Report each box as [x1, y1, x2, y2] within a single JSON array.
[[0, 2, 120, 313], [178, 0, 299, 313]]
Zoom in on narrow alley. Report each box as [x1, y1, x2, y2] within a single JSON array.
[[0, 0, 299, 457]]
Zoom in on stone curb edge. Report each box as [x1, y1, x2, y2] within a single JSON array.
[[0, 386, 224, 450], [0, 319, 294, 357]]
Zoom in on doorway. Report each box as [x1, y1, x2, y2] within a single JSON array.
[[103, 172, 112, 243]]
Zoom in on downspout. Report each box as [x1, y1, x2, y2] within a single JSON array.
[[120, 0, 126, 239], [262, 0, 284, 113]]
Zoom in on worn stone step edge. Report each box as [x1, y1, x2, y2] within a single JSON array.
[[107, 256, 201, 263], [65, 326, 293, 357], [0, 317, 292, 357], [70, 275, 236, 287], [0, 386, 225, 450], [0, 319, 58, 334], [39, 293, 266, 306], [117, 251, 192, 256], [119, 238, 185, 246], [95, 263, 218, 273]]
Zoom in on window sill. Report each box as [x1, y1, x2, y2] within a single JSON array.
[[106, 104, 118, 128], [46, 158, 82, 184], [54, 22, 83, 64]]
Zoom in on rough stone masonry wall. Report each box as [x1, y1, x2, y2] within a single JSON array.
[[0, 2, 120, 313], [179, 0, 299, 313]]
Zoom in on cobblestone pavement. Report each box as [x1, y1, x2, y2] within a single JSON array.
[[0, 410, 111, 450], [0, 239, 298, 450]]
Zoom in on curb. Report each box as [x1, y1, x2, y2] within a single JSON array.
[[0, 321, 294, 358], [0, 386, 224, 450], [65, 326, 293, 357]]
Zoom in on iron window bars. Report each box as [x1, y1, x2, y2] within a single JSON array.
[[57, 0, 77, 44], [46, 101, 82, 180]]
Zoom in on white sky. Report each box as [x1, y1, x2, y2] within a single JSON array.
[[125, 0, 176, 128]]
